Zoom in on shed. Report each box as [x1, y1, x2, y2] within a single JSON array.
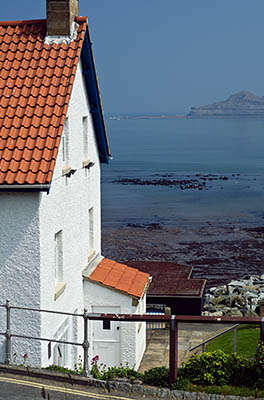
[[124, 261, 206, 315]]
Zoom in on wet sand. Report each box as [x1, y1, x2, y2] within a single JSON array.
[[102, 221, 264, 288]]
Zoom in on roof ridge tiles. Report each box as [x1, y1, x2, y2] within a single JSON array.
[[0, 19, 46, 27]]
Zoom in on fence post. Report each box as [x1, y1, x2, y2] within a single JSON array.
[[5, 299, 11, 364], [234, 326, 237, 352], [82, 309, 89, 376], [169, 315, 178, 385], [261, 317, 264, 342]]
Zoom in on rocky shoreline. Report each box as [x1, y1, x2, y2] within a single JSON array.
[[113, 173, 232, 191], [102, 222, 264, 289]]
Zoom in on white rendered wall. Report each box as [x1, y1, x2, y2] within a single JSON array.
[[0, 192, 41, 366], [83, 281, 146, 370], [39, 59, 101, 368]]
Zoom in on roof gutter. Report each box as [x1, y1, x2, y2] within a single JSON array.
[[0, 184, 50, 192]]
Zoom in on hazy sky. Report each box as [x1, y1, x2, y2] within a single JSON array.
[[3, 1, 264, 114]]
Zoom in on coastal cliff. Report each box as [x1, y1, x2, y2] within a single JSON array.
[[187, 91, 264, 117]]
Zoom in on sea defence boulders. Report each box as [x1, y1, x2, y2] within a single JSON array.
[[203, 275, 264, 317]]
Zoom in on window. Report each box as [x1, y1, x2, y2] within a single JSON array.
[[82, 116, 88, 159], [89, 207, 94, 250], [62, 117, 70, 165], [54, 230, 63, 283]]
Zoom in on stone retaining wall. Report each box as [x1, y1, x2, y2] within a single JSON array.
[[0, 364, 262, 399]]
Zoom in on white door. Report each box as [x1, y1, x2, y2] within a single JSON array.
[[91, 306, 120, 368]]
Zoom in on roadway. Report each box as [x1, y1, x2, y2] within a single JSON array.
[[0, 373, 144, 400]]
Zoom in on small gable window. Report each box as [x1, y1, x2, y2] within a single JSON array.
[[54, 229, 66, 301], [54, 230, 63, 283], [62, 117, 70, 166], [83, 116, 88, 160], [89, 207, 94, 251]]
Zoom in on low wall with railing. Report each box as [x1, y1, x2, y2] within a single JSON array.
[[0, 299, 263, 384]]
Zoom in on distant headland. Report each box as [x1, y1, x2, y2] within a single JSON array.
[[187, 91, 264, 117]]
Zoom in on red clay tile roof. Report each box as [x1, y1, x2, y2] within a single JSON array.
[[0, 17, 87, 185], [89, 258, 150, 298]]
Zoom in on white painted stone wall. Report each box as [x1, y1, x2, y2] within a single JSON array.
[[0, 192, 41, 366], [83, 280, 147, 370], [39, 59, 101, 368], [0, 58, 102, 369]]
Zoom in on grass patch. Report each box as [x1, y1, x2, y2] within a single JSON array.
[[206, 324, 259, 357]]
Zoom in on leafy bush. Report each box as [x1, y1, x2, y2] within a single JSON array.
[[142, 366, 169, 387], [255, 340, 264, 378], [227, 353, 256, 387], [183, 350, 231, 385]]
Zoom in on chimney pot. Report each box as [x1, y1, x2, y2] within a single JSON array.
[[46, 0, 79, 36]]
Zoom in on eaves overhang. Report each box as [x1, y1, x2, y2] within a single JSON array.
[[0, 184, 50, 192], [80, 25, 111, 164]]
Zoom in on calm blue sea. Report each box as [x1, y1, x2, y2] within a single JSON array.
[[101, 117, 264, 228]]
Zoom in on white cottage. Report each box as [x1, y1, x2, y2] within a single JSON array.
[[0, 0, 150, 371]]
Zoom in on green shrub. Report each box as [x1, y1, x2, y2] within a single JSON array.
[[183, 350, 231, 385], [255, 340, 264, 378], [227, 353, 256, 387], [254, 379, 264, 390], [143, 366, 169, 387]]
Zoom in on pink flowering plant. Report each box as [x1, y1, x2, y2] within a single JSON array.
[[21, 353, 29, 367], [90, 355, 141, 381]]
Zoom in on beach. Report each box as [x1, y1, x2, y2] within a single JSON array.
[[102, 220, 264, 289], [101, 117, 264, 288]]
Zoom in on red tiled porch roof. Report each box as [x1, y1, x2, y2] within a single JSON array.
[[89, 258, 150, 298]]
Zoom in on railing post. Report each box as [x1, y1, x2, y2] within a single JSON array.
[[82, 309, 89, 376], [234, 326, 237, 352], [169, 315, 178, 385], [261, 317, 264, 342], [202, 343, 206, 353], [5, 299, 11, 364]]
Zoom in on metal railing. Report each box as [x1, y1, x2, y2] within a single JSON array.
[[0, 300, 263, 384], [0, 300, 90, 376], [189, 323, 240, 353]]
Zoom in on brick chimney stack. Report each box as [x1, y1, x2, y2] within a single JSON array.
[[46, 0, 79, 36]]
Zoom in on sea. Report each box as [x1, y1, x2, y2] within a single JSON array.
[[101, 117, 264, 230]]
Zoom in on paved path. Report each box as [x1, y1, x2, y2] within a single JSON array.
[[139, 323, 232, 372]]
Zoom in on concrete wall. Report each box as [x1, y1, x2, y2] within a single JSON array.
[[38, 59, 101, 368], [0, 192, 41, 366], [83, 280, 146, 370]]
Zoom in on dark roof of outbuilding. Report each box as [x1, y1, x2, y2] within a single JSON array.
[[124, 261, 206, 298]]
